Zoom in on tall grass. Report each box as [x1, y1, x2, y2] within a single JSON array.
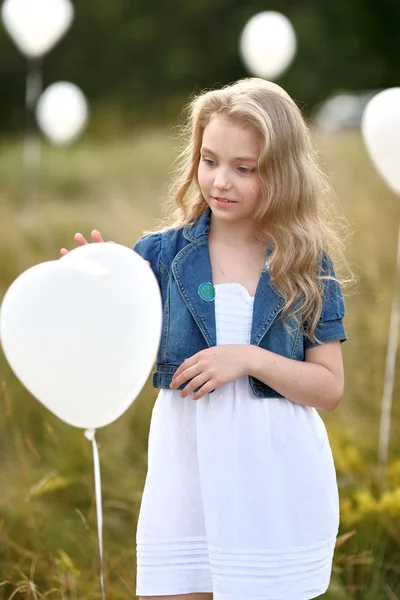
[[0, 128, 399, 599]]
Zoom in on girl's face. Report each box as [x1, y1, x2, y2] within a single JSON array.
[[197, 114, 262, 227]]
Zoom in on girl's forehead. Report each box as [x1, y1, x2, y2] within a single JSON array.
[[202, 114, 260, 157]]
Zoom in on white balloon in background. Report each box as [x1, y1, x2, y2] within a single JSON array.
[[240, 11, 297, 80], [361, 87, 400, 466], [36, 82, 89, 146], [1, 0, 74, 58], [0, 244, 163, 430], [361, 87, 400, 195]]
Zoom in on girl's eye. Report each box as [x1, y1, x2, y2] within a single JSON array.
[[203, 158, 216, 167], [238, 166, 254, 174]]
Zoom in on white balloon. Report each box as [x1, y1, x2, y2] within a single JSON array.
[[361, 88, 400, 195], [0, 244, 163, 430], [240, 11, 297, 80], [1, 0, 74, 58], [36, 82, 89, 146], [314, 91, 376, 134]]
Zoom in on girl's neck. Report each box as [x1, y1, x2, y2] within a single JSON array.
[[209, 215, 260, 247]]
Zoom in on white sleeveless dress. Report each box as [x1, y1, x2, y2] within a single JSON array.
[[136, 283, 340, 600]]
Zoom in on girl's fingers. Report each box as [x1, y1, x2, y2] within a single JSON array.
[[173, 364, 202, 391], [169, 361, 199, 389], [193, 380, 215, 400], [63, 231, 114, 257], [91, 230, 104, 243], [181, 372, 210, 398], [74, 233, 88, 246], [172, 355, 197, 381]]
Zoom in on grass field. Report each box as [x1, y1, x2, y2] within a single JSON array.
[[0, 127, 400, 599]]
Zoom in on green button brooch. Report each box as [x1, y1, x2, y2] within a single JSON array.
[[198, 282, 215, 302]]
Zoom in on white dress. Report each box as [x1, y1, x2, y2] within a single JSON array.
[[136, 283, 340, 600]]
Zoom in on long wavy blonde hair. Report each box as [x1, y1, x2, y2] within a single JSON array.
[[153, 77, 354, 342]]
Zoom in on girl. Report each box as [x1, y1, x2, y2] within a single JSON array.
[[61, 78, 352, 600]]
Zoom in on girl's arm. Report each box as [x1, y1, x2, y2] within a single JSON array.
[[171, 342, 343, 410], [246, 341, 344, 412]]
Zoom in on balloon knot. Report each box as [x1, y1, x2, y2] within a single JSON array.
[[84, 428, 96, 441]]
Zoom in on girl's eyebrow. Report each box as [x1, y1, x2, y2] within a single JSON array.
[[200, 146, 258, 163]]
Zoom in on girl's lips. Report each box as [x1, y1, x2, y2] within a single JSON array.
[[213, 197, 237, 203]]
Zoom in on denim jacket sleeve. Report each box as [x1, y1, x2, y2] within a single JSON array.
[[133, 232, 162, 285], [304, 252, 347, 349]]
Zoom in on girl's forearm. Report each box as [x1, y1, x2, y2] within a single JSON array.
[[244, 345, 342, 411]]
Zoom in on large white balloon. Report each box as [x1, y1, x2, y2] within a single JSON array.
[[36, 82, 89, 146], [240, 11, 297, 80], [1, 0, 74, 58], [361, 88, 400, 195], [0, 244, 162, 430]]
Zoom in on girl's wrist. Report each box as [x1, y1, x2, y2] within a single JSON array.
[[242, 344, 261, 377]]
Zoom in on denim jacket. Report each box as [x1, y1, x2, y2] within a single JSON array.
[[133, 208, 346, 398]]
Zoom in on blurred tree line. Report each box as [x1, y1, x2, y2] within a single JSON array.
[[0, 0, 399, 133]]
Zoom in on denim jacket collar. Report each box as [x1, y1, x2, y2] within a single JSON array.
[[174, 208, 284, 347], [183, 207, 211, 241]]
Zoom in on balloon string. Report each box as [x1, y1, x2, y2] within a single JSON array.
[[85, 428, 106, 600]]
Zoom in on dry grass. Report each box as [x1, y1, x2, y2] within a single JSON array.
[[0, 128, 399, 599]]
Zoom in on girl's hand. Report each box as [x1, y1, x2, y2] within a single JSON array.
[[60, 230, 112, 256], [60, 232, 150, 267], [170, 345, 250, 400]]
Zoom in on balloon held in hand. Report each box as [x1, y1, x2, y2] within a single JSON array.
[[0, 244, 162, 429]]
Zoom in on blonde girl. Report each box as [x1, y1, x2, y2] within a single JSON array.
[[63, 78, 352, 600]]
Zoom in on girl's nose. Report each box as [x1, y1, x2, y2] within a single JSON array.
[[214, 168, 232, 190]]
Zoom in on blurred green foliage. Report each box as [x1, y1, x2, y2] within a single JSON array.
[[1, 0, 400, 132]]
